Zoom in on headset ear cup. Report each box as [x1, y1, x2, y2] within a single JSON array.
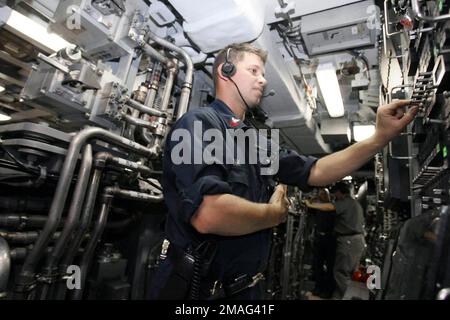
[[221, 62, 236, 78]]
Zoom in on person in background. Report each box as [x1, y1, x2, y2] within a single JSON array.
[[305, 182, 365, 299]]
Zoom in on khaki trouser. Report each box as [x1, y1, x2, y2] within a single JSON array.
[[333, 234, 366, 299]]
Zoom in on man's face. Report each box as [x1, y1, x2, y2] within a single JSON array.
[[233, 52, 267, 108]]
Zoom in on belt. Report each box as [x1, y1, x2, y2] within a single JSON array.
[[208, 273, 265, 300]]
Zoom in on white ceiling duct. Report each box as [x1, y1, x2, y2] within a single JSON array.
[[168, 0, 265, 53]]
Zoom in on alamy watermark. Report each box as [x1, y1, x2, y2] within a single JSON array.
[[66, 265, 81, 290], [366, 265, 381, 290], [170, 121, 280, 175]]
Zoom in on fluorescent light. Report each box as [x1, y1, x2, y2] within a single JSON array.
[[353, 124, 375, 142], [316, 63, 345, 118], [0, 111, 11, 122], [0, 85, 5, 93], [2, 8, 71, 53]]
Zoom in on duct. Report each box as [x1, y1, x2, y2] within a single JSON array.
[[39, 144, 93, 300], [14, 127, 158, 299], [147, 32, 193, 120], [0, 237, 10, 298], [126, 98, 167, 118], [167, 0, 265, 53]]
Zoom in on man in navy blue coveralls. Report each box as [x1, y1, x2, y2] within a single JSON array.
[[150, 43, 418, 300]]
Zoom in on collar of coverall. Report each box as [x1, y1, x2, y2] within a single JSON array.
[[212, 99, 250, 130]]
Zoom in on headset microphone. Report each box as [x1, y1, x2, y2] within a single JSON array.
[[262, 89, 276, 98]]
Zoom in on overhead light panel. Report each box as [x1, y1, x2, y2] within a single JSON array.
[[353, 124, 375, 142], [1, 7, 71, 53], [316, 63, 345, 118]]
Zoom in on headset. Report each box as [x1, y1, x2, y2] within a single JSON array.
[[220, 47, 275, 114], [221, 47, 250, 112], [221, 48, 236, 78]]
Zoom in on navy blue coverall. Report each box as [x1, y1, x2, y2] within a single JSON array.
[[150, 99, 317, 299]]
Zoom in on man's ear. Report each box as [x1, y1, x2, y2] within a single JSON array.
[[217, 63, 229, 81]]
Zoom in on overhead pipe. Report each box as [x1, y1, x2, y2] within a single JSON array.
[[38, 145, 93, 300], [147, 31, 193, 120], [14, 127, 158, 299], [0, 237, 10, 298]]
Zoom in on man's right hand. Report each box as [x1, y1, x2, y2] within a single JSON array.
[[269, 184, 289, 224]]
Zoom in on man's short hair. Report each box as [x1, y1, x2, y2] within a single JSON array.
[[330, 181, 351, 195], [213, 43, 268, 88]]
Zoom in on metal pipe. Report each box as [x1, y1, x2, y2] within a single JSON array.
[[71, 184, 163, 300], [0, 231, 61, 244], [121, 112, 157, 130], [412, 0, 450, 22], [53, 151, 156, 299], [126, 98, 167, 117], [160, 61, 177, 112], [95, 152, 154, 177], [0, 237, 10, 298], [54, 167, 103, 300], [71, 192, 114, 300], [141, 63, 163, 145], [0, 196, 51, 212], [147, 32, 193, 119], [105, 186, 164, 203], [140, 41, 171, 66], [39, 144, 93, 300], [0, 215, 49, 229], [15, 127, 157, 298]]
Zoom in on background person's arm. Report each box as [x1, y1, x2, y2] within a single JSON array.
[[304, 200, 336, 212]]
